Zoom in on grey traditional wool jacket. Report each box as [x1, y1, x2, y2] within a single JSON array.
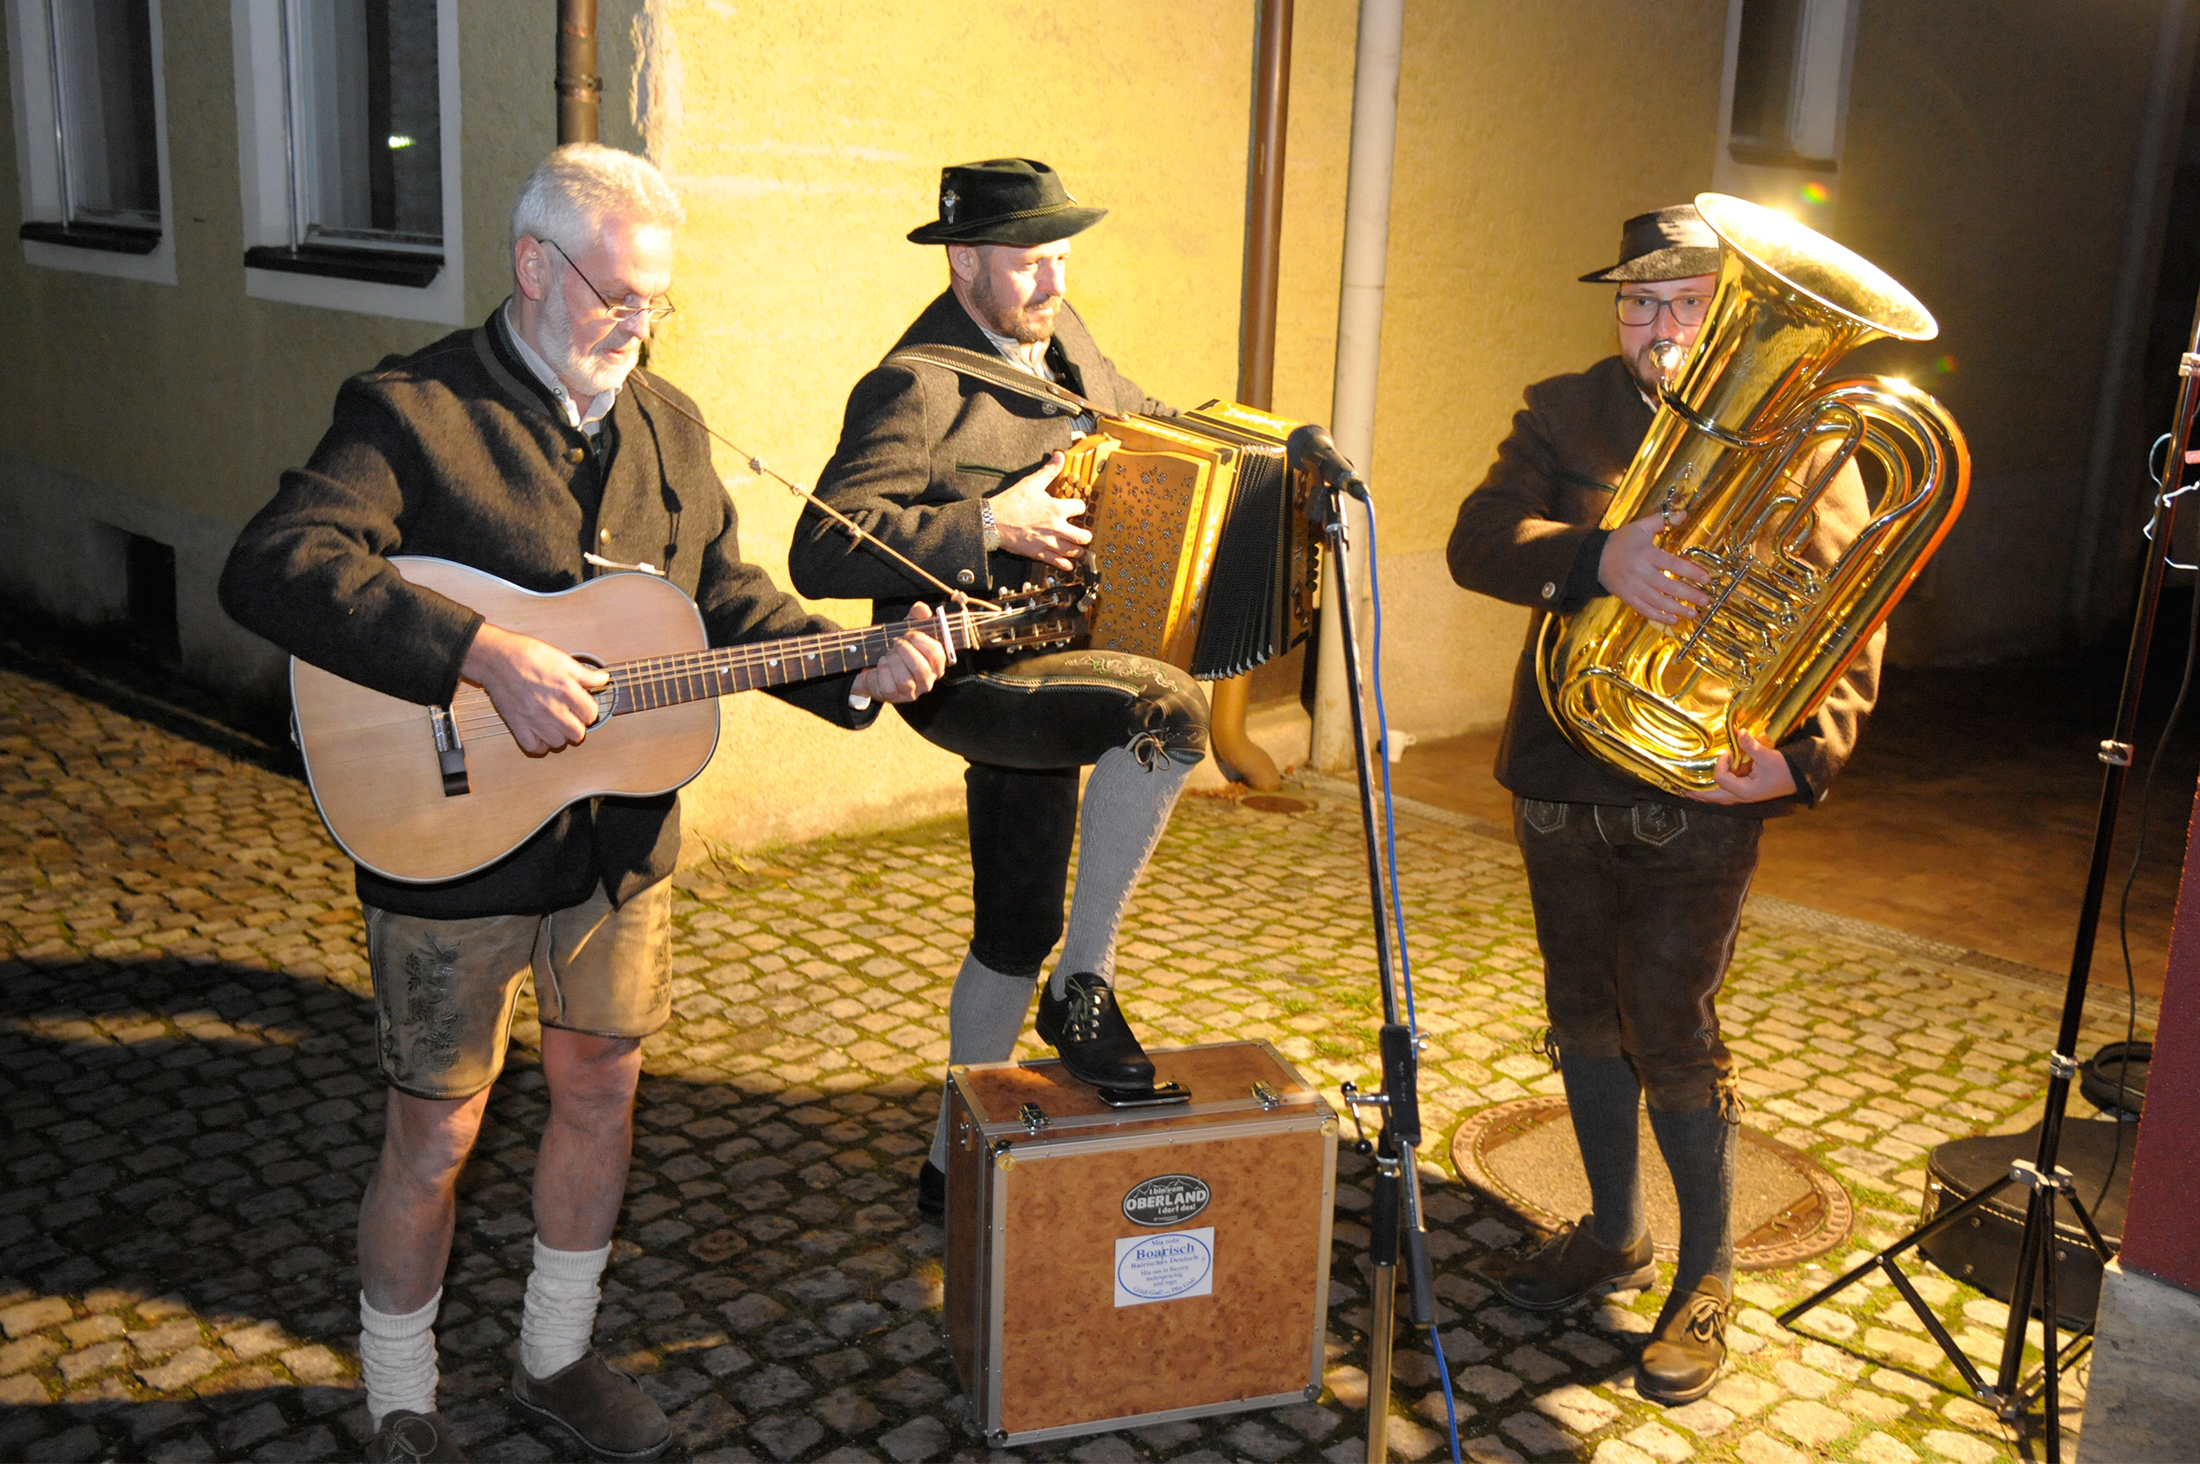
[[788, 289, 1166, 614], [1446, 353, 1881, 816], [220, 307, 874, 918]]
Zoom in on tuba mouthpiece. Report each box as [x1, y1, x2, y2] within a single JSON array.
[[1649, 339, 1686, 392]]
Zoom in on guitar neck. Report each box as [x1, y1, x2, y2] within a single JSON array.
[[610, 614, 971, 714]]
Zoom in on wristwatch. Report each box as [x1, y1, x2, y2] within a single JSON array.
[[979, 497, 1001, 554]]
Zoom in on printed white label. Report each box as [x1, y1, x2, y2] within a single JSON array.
[[1113, 1227, 1215, 1307]]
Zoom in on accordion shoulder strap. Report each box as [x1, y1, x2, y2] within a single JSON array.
[[884, 343, 1099, 418]]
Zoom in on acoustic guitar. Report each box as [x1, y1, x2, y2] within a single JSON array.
[[291, 557, 1087, 883]]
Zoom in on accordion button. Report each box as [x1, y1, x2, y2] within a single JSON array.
[[1043, 405, 1059, 416], [1541, 581, 1557, 600], [957, 568, 976, 586]]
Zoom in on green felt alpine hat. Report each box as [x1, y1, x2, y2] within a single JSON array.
[[907, 158, 1107, 246]]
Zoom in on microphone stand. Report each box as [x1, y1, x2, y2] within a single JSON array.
[[1775, 281, 2200, 1463], [1300, 445, 1439, 1464]]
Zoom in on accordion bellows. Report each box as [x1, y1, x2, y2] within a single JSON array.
[[1054, 400, 1320, 680]]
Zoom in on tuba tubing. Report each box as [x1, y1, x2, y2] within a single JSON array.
[[1537, 194, 1971, 796]]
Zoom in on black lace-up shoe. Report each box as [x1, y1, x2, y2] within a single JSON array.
[[1491, 1215, 1656, 1312], [1638, 1273, 1731, 1405], [917, 1159, 946, 1216], [365, 1409, 467, 1462], [1035, 971, 1156, 1092]]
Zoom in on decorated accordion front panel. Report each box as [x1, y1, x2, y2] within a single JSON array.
[[1053, 400, 1318, 680]]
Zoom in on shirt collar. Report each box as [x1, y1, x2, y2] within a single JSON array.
[[501, 300, 619, 435]]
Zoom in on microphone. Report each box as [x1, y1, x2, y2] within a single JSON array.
[[1288, 424, 1369, 501]]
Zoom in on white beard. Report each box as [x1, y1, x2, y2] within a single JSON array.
[[539, 281, 637, 397]]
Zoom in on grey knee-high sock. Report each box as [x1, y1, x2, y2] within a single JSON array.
[[1051, 745, 1195, 997], [928, 950, 1037, 1170], [1561, 1053, 1646, 1250], [1647, 1101, 1737, 1299]]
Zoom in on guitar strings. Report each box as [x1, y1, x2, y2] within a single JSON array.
[[441, 608, 996, 740]]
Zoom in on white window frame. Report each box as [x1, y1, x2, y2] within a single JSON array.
[[230, 0, 466, 324], [1712, 0, 1858, 214], [5, 0, 177, 285]]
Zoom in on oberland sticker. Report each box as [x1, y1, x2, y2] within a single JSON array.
[[1114, 1228, 1215, 1307], [1122, 1174, 1212, 1227]]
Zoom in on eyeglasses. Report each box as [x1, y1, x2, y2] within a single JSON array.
[[541, 238, 677, 325], [1616, 292, 1711, 329]]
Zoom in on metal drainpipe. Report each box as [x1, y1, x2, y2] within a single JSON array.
[[557, 0, 601, 144], [1311, 0, 1404, 772], [1211, 0, 1296, 793]]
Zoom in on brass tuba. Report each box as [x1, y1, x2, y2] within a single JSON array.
[[1537, 193, 1969, 794]]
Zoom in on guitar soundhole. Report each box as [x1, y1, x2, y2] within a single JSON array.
[[575, 655, 617, 726]]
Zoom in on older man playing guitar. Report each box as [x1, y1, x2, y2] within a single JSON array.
[[220, 145, 946, 1463]]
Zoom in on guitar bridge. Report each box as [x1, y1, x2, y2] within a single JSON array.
[[428, 705, 470, 797]]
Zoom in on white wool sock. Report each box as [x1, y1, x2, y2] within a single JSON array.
[[359, 1290, 440, 1427], [520, 1237, 611, 1379]]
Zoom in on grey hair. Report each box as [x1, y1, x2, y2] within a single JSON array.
[[509, 143, 685, 252]]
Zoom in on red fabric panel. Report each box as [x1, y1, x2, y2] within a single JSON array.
[[2121, 774, 2200, 1291]]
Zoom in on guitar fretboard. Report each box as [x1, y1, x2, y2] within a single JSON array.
[[609, 617, 968, 714]]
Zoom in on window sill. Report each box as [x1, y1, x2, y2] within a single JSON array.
[[1727, 140, 1838, 173], [19, 220, 162, 255], [243, 243, 443, 288]]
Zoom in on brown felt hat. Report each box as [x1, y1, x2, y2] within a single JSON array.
[[1579, 204, 1722, 283], [906, 158, 1107, 246]]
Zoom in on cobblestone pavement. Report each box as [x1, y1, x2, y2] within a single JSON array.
[[0, 657, 2159, 1463]]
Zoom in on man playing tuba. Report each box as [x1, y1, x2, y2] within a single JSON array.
[[1446, 204, 1883, 1403]]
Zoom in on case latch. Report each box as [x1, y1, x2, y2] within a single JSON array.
[[1018, 1102, 1049, 1136]]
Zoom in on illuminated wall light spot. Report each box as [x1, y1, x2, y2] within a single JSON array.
[[1800, 181, 1831, 207], [1936, 354, 1957, 375], [387, 134, 416, 150]]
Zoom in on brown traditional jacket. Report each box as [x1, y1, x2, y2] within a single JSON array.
[[789, 289, 1164, 616], [1446, 354, 1881, 817], [220, 308, 873, 918]]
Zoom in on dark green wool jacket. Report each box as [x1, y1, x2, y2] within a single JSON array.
[[1446, 353, 1881, 818], [789, 289, 1166, 616], [220, 307, 873, 918]]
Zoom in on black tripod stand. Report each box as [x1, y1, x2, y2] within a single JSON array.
[[1777, 287, 2200, 1464], [1291, 428, 1441, 1464]]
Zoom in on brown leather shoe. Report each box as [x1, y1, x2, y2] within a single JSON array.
[[364, 1409, 467, 1462], [1638, 1273, 1731, 1405], [511, 1354, 671, 1461], [1491, 1215, 1656, 1311]]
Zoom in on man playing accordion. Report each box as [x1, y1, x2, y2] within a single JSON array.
[[790, 159, 1209, 1217]]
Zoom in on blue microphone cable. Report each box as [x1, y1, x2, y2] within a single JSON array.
[[1360, 495, 1463, 1464]]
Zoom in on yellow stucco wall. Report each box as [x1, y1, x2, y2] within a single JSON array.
[[1367, 0, 1730, 740], [3, 0, 2174, 853], [575, 0, 1291, 850]]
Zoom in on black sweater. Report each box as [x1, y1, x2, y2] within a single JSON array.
[[221, 308, 872, 917]]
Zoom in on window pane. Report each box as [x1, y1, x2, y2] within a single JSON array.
[[1730, 0, 1803, 149], [51, 0, 160, 226], [294, 0, 441, 247]]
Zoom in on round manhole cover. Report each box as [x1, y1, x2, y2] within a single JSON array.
[[1450, 1096, 1852, 1271], [1242, 795, 1310, 814]]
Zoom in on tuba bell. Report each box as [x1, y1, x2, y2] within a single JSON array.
[[1537, 192, 1970, 795]]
